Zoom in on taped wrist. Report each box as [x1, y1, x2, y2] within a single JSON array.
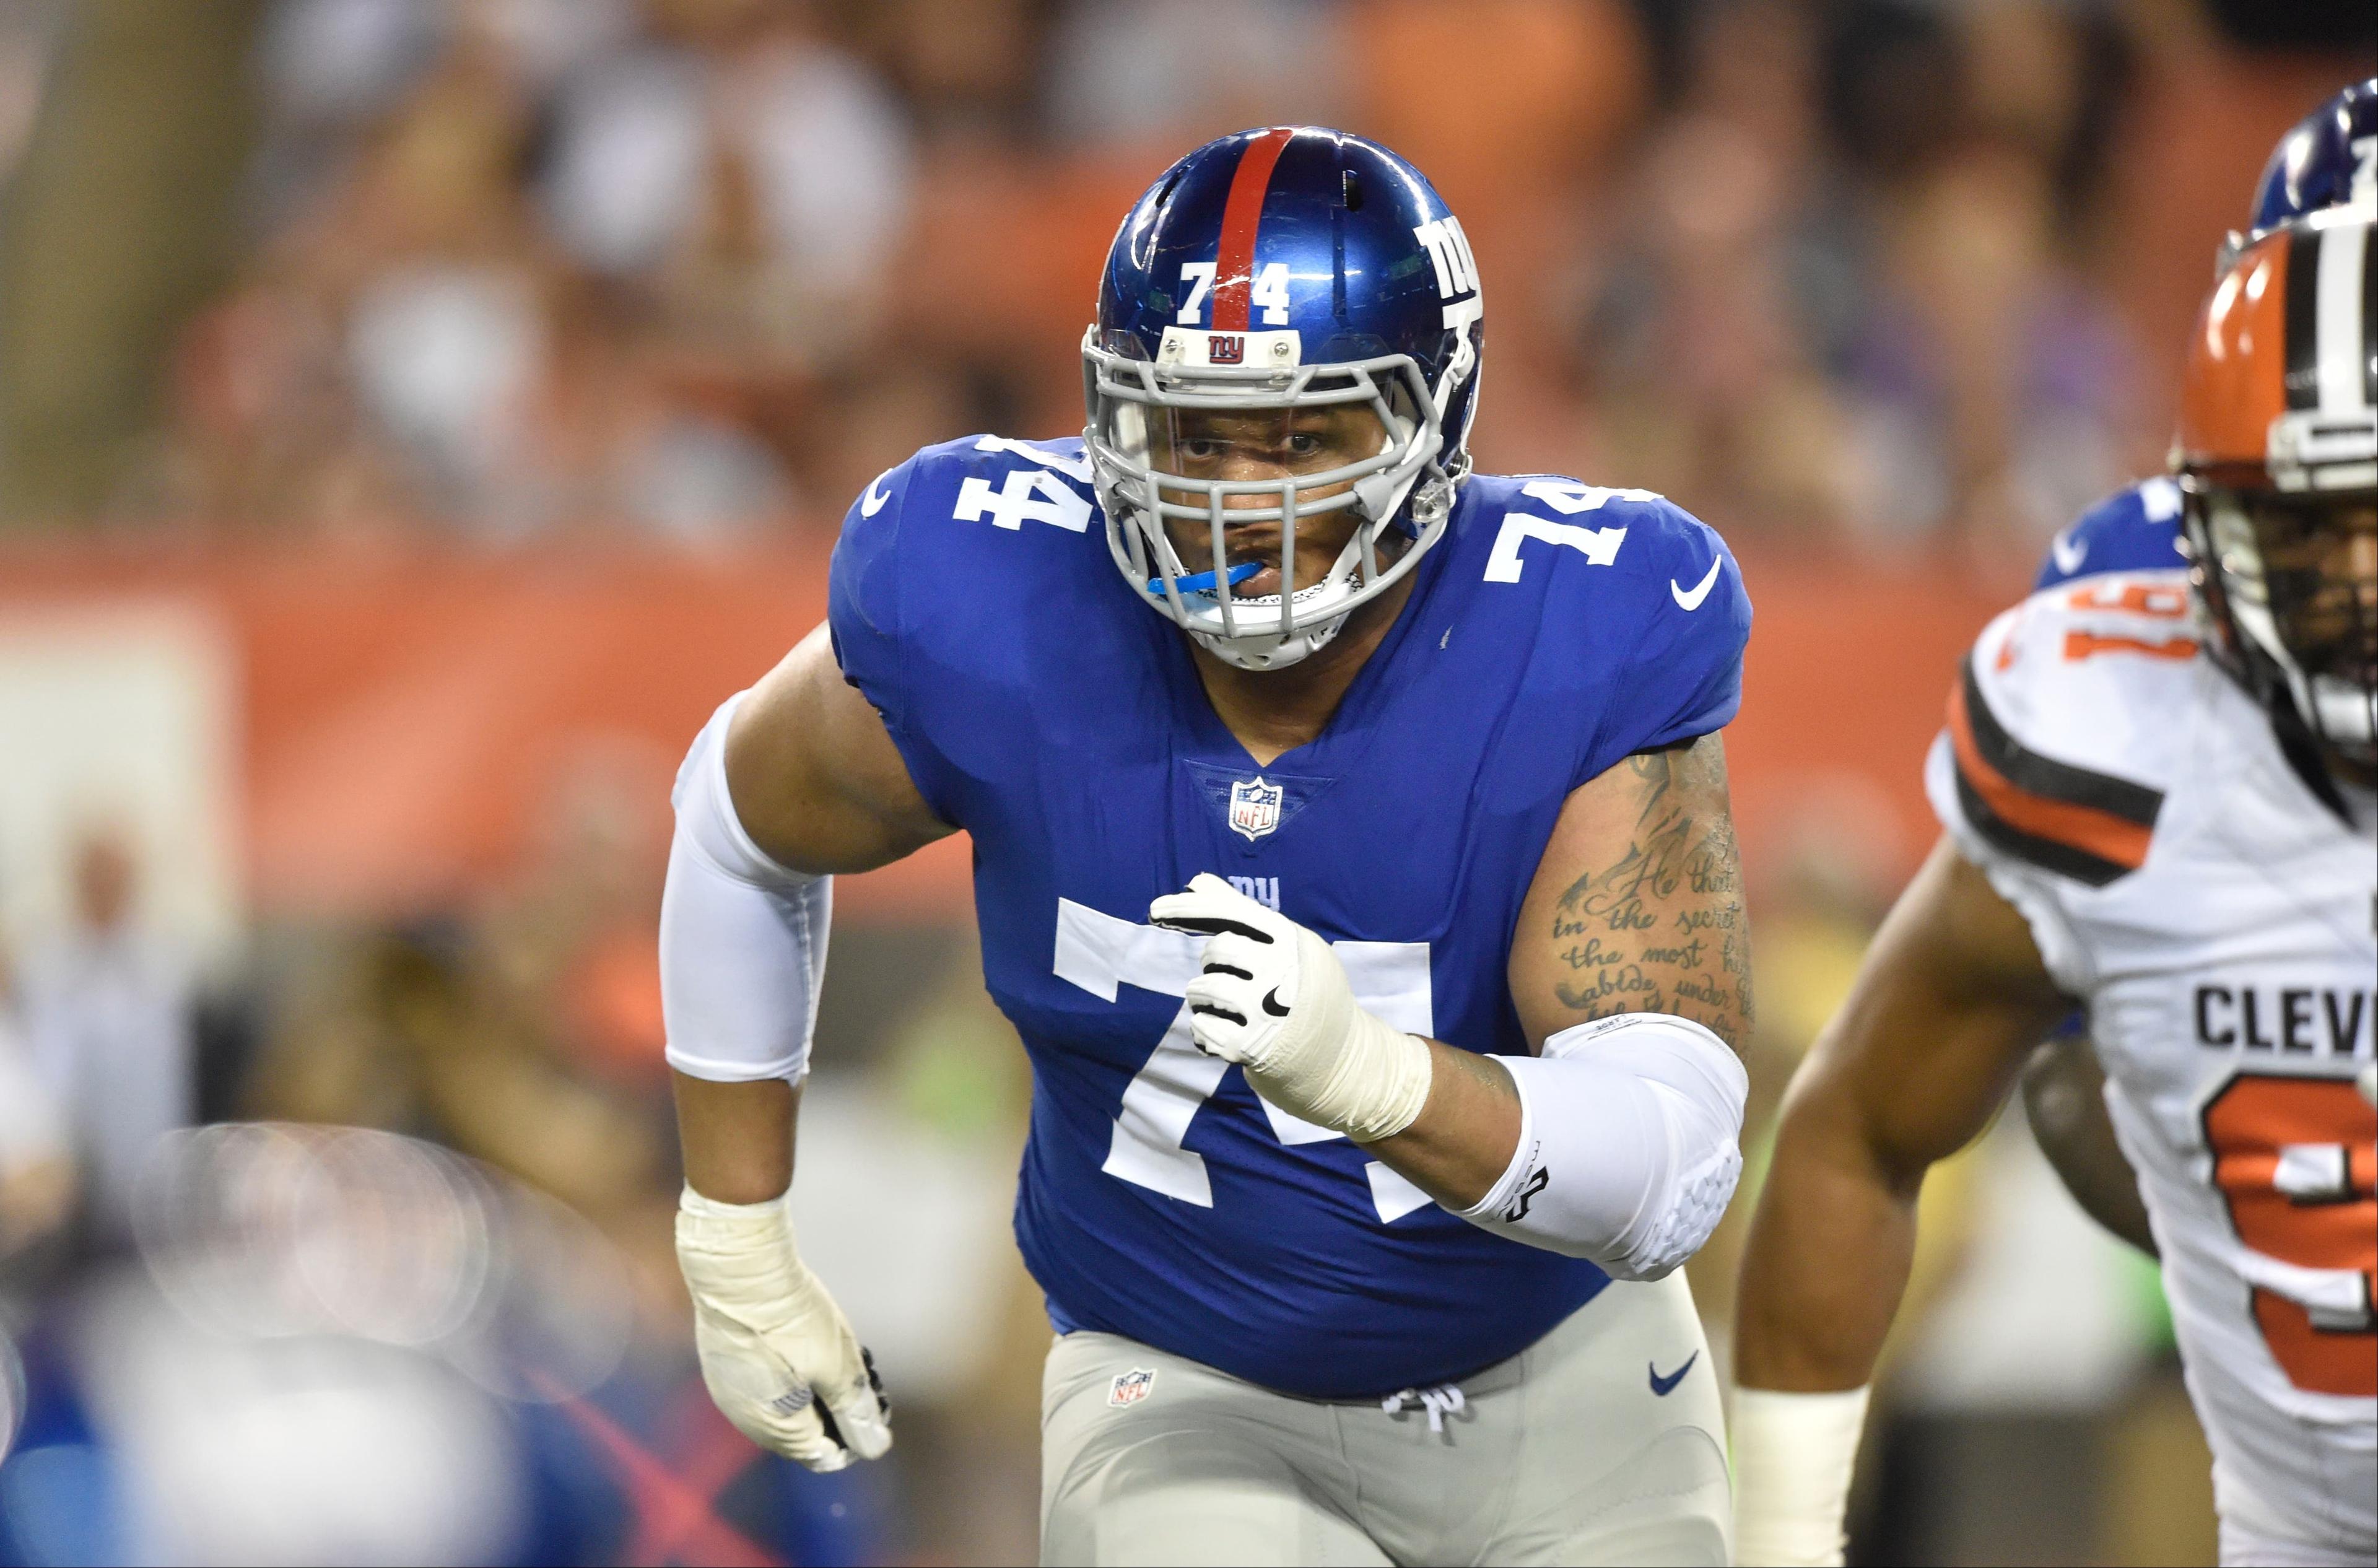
[[1454, 1013, 1746, 1278], [661, 692, 829, 1082], [1730, 1385, 1870, 1567], [1242, 926, 1432, 1143]]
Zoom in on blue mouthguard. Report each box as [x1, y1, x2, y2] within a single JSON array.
[[1152, 562, 1261, 595]]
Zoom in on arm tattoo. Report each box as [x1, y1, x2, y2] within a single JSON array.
[[1548, 737, 1754, 1046]]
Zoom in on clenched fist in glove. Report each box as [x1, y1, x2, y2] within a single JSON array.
[[676, 1185, 891, 1471], [1149, 873, 1435, 1144]]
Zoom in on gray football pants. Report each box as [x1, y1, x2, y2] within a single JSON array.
[[1039, 1273, 1730, 1567]]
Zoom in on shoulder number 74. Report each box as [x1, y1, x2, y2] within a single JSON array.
[[1484, 481, 1654, 583]]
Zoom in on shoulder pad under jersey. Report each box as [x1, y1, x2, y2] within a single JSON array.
[[1932, 570, 2202, 888], [827, 432, 1102, 814], [1466, 474, 1752, 756]]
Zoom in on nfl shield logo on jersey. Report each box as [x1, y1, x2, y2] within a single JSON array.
[[1227, 777, 1284, 840], [1108, 1368, 1157, 1408]]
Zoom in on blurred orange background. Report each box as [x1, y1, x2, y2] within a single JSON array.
[[0, 541, 2019, 919]]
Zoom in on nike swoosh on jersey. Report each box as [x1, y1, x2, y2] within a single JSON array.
[[1648, 1352, 1699, 1396], [860, 474, 894, 516], [1670, 559, 1722, 611], [2049, 527, 2088, 576]]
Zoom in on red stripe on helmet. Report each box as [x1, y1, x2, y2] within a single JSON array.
[[1209, 128, 1294, 332]]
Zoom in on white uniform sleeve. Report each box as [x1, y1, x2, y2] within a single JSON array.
[[660, 693, 830, 1082], [1923, 588, 2187, 996], [1925, 731, 2097, 995]]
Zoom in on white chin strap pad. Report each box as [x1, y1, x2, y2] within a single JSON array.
[[1454, 1013, 1747, 1279], [1192, 613, 1346, 671], [660, 692, 829, 1082]]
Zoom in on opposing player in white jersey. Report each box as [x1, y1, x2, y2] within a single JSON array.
[[1730, 203, 2377, 1567], [2018, 81, 2377, 1262]]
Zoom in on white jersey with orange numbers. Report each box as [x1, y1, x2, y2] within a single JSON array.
[[1927, 567, 2377, 1554]]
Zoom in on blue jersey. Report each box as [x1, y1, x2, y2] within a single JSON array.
[[2034, 477, 2189, 590], [827, 435, 1750, 1399]]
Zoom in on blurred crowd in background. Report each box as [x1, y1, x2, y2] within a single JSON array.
[[0, 0, 2354, 555], [0, 1, 2372, 1564]]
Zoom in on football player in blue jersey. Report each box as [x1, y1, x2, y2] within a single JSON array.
[[2020, 79, 2377, 1263], [660, 126, 1755, 1564]]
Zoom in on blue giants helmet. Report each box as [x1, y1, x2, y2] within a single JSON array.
[[1082, 127, 1484, 670], [2219, 79, 2378, 272]]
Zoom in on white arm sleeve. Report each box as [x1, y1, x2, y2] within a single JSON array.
[[1453, 1013, 1747, 1279], [660, 692, 830, 1082]]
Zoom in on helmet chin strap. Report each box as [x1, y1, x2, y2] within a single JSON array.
[[2304, 673, 2378, 767], [1192, 615, 1344, 671], [2224, 593, 2378, 801]]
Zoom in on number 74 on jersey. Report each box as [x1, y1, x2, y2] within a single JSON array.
[[1054, 899, 1438, 1224]]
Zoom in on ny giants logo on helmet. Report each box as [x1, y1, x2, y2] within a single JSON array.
[[1084, 126, 1486, 672]]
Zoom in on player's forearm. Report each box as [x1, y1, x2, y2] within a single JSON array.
[[1733, 1082, 1919, 1392], [1728, 1068, 1922, 1566], [1361, 1040, 1521, 1207], [1156, 878, 1744, 1277], [674, 1073, 798, 1203]]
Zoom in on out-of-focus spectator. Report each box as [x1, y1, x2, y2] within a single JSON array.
[[1045, 0, 1345, 150], [862, 0, 1047, 150], [0, 0, 63, 199], [16, 829, 196, 1240], [477, 733, 675, 1092], [540, 0, 913, 368], [0, 961, 74, 1260], [1573, 0, 1865, 537], [1573, 0, 2148, 555], [144, 0, 804, 542]]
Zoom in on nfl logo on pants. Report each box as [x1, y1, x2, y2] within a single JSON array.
[[1108, 1369, 1157, 1408], [1228, 777, 1283, 841]]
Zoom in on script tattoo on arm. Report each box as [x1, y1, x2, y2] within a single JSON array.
[[1522, 734, 1754, 1051]]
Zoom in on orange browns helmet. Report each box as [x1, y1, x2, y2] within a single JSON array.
[[2176, 206, 2378, 777]]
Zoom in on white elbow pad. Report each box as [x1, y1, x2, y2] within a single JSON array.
[[660, 692, 829, 1082], [1455, 1013, 1747, 1279]]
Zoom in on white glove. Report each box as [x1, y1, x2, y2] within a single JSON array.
[[1148, 873, 1433, 1143], [675, 1185, 891, 1471]]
